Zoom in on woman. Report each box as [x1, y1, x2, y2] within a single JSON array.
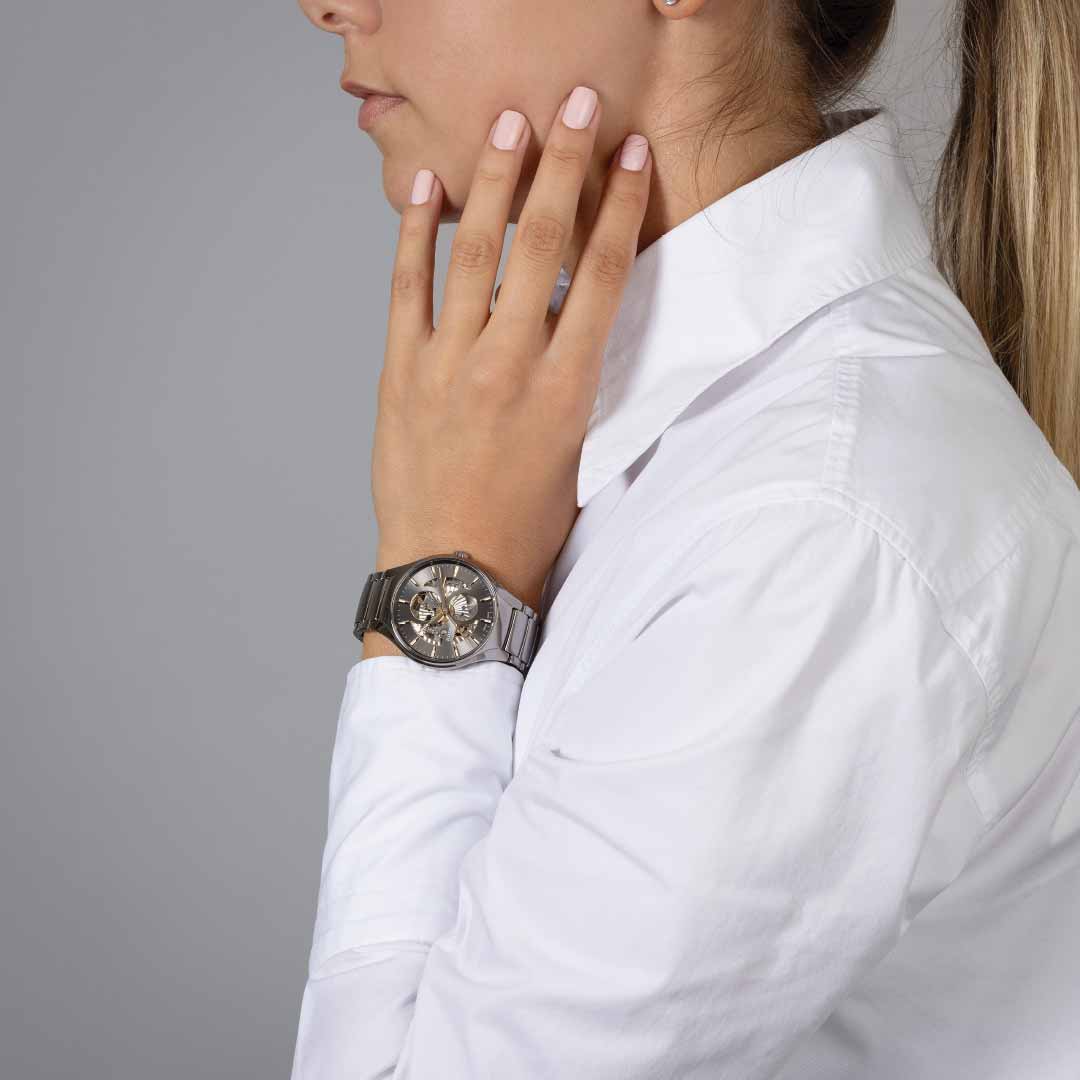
[[291, 0, 1080, 1076]]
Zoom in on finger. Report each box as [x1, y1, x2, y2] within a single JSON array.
[[386, 168, 444, 353], [546, 133, 651, 386], [488, 85, 601, 336], [439, 110, 531, 342]]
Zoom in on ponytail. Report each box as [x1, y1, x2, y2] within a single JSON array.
[[933, 0, 1080, 485]]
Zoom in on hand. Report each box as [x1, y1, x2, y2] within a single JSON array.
[[365, 85, 652, 659]]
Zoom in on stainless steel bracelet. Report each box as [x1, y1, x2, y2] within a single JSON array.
[[491, 591, 542, 675], [353, 568, 396, 640]]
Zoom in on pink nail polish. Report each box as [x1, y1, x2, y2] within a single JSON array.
[[492, 109, 526, 150], [410, 168, 435, 205], [563, 86, 598, 130], [619, 134, 649, 171]]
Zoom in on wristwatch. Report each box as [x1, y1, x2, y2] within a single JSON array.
[[353, 550, 541, 675]]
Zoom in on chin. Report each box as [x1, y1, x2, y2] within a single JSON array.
[[380, 159, 462, 220]]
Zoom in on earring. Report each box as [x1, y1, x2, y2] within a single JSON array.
[[663, 0, 680, 5]]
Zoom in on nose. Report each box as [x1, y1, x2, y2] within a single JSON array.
[[297, 0, 379, 35]]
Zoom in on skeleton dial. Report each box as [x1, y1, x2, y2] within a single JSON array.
[[391, 558, 496, 663]]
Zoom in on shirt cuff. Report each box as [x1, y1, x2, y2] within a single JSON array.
[[309, 654, 524, 975]]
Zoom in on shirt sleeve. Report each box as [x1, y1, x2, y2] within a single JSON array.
[[290, 654, 524, 1079], [291, 498, 990, 1079]]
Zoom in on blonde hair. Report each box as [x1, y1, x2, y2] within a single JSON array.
[[933, 0, 1080, 485], [705, 0, 1080, 485]]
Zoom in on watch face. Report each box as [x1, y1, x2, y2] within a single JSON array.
[[390, 556, 497, 664]]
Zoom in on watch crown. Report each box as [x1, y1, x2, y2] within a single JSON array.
[[453, 550, 470, 559]]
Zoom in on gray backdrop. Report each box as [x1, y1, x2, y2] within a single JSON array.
[[1, 3, 956, 1077]]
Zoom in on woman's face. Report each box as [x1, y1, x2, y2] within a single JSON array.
[[297, 0, 667, 220]]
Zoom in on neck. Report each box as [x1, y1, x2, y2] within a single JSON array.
[[563, 106, 825, 276]]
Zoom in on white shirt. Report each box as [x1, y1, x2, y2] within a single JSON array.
[[291, 106, 1080, 1079]]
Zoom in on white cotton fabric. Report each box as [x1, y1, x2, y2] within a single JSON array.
[[291, 107, 1080, 1079]]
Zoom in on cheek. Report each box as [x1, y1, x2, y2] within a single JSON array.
[[376, 2, 565, 215], [389, 0, 510, 137]]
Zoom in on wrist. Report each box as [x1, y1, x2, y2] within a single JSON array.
[[360, 629, 406, 661]]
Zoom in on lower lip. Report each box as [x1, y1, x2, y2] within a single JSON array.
[[358, 95, 407, 131]]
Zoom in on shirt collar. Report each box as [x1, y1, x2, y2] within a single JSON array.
[[574, 106, 933, 508]]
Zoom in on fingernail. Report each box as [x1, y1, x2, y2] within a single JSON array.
[[619, 133, 649, 171], [563, 86, 598, 130], [492, 109, 526, 151], [410, 168, 435, 205]]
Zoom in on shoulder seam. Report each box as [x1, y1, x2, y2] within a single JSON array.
[[818, 340, 996, 722], [822, 344, 1057, 602]]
